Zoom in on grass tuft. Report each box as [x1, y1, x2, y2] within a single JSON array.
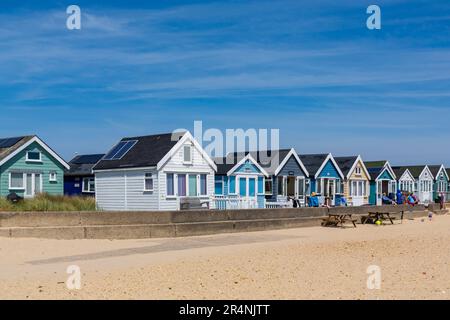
[[0, 193, 97, 212]]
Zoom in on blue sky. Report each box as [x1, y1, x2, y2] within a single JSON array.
[[1, 0, 449, 165]]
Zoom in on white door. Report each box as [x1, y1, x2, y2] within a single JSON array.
[[420, 179, 432, 203], [351, 180, 364, 206], [25, 173, 42, 198]]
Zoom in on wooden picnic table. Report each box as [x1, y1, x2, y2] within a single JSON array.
[[322, 213, 357, 228], [364, 211, 398, 225]]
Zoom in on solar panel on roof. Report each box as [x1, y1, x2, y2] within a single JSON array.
[[112, 140, 137, 160], [103, 140, 137, 160], [103, 141, 128, 160], [0, 137, 23, 148]]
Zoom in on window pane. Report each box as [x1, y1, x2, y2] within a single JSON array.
[[167, 173, 174, 196], [11, 173, 24, 188], [265, 178, 273, 194], [184, 146, 191, 162], [89, 178, 95, 192], [27, 151, 40, 160], [178, 174, 186, 196], [239, 178, 247, 197], [26, 174, 32, 195], [145, 179, 153, 191], [200, 174, 207, 195], [83, 178, 89, 192], [215, 179, 223, 195], [277, 177, 284, 195], [189, 175, 197, 196], [249, 178, 256, 197], [298, 179, 304, 195], [35, 174, 41, 193]]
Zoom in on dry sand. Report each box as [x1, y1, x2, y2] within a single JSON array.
[[0, 214, 449, 300]]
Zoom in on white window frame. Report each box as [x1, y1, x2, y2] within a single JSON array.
[[143, 173, 154, 192], [26, 151, 42, 162], [82, 177, 95, 193], [49, 172, 57, 182], [9, 172, 25, 190], [183, 145, 192, 164]]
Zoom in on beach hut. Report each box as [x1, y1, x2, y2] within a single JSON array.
[[390, 165, 433, 204], [298, 153, 345, 206], [92, 131, 217, 211], [429, 165, 449, 202], [393, 167, 415, 194], [64, 154, 104, 196], [365, 161, 397, 205], [228, 149, 310, 207], [214, 153, 268, 209], [0, 135, 69, 198], [335, 155, 371, 206]]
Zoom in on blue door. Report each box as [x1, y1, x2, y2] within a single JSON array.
[[249, 178, 256, 197], [239, 178, 247, 196]]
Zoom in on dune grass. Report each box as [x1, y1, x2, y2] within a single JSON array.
[[0, 193, 97, 212]]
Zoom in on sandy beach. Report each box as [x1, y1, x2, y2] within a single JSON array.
[[0, 214, 449, 300]]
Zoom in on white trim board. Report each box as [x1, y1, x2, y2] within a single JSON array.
[[419, 165, 434, 180], [434, 164, 448, 181], [398, 169, 415, 182], [345, 155, 371, 180], [314, 153, 345, 180], [157, 131, 217, 172], [375, 161, 397, 181], [226, 153, 269, 177], [274, 148, 310, 177]]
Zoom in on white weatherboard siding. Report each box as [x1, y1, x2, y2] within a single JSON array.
[[159, 141, 215, 211], [95, 171, 126, 211], [95, 169, 159, 211]]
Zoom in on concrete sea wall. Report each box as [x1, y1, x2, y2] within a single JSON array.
[[0, 204, 441, 240]]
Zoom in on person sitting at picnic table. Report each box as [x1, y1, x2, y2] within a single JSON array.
[[308, 192, 320, 207], [396, 189, 404, 205], [407, 192, 419, 206], [382, 193, 396, 205]]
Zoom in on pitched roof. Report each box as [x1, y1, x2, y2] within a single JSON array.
[[0, 136, 34, 162], [364, 160, 387, 168], [428, 165, 443, 178], [93, 132, 185, 171], [364, 161, 391, 181], [215, 150, 284, 176], [66, 154, 105, 176], [334, 156, 358, 177], [0, 135, 70, 170], [392, 166, 408, 179], [298, 154, 329, 177], [214, 154, 238, 175], [391, 165, 426, 179]]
